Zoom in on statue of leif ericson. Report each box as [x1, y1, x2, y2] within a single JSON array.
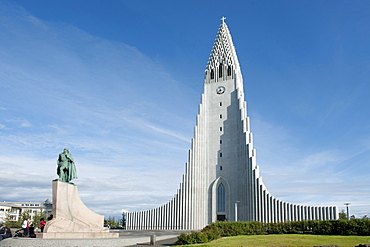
[[57, 148, 78, 183]]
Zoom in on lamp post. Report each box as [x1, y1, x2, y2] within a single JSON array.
[[235, 201, 240, 222], [344, 202, 350, 220]]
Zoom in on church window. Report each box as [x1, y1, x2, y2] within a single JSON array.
[[219, 64, 223, 78], [210, 69, 214, 79], [220, 153, 222, 157], [220, 127, 222, 131], [220, 114, 222, 119], [220, 140, 222, 144], [217, 183, 225, 212], [227, 66, 232, 76], [219, 102, 222, 106], [220, 166, 222, 170]]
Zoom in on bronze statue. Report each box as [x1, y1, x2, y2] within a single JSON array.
[[57, 148, 77, 183]]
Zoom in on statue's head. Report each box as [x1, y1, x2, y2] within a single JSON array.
[[64, 148, 69, 153]]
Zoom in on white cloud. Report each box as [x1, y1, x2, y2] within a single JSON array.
[[20, 121, 31, 127]]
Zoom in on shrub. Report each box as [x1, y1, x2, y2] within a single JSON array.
[[248, 221, 266, 234], [312, 220, 333, 235], [175, 232, 205, 245], [174, 219, 370, 245], [174, 227, 222, 245], [355, 219, 370, 236]]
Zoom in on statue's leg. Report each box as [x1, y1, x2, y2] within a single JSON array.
[[62, 168, 69, 182]]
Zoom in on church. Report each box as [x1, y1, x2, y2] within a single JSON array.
[[126, 19, 338, 230]]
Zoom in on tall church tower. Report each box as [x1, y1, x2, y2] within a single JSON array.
[[126, 19, 338, 230]]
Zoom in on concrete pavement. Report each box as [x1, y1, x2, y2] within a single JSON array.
[[0, 230, 185, 247]]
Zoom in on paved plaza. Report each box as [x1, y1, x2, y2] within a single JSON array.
[[0, 230, 183, 247]]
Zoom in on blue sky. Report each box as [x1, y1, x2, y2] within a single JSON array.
[[0, 0, 369, 219]]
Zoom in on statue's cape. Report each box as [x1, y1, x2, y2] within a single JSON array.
[[66, 153, 77, 181]]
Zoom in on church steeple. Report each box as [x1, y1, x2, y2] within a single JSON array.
[[206, 17, 241, 83]]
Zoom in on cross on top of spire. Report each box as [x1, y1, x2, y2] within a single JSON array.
[[221, 16, 226, 24]]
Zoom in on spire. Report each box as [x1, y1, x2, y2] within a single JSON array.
[[206, 17, 241, 76]]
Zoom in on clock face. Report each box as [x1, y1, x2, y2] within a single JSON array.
[[216, 86, 225, 94]]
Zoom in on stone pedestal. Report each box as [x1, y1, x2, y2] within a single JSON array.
[[39, 180, 118, 239]]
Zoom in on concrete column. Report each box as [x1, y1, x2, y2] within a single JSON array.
[[273, 198, 277, 223], [315, 207, 319, 220], [300, 205, 304, 221], [333, 206, 339, 220], [294, 205, 298, 221], [312, 207, 315, 220], [276, 200, 280, 222], [322, 207, 326, 220], [261, 188, 266, 223], [327, 207, 330, 220], [283, 202, 288, 222], [267, 195, 271, 223]]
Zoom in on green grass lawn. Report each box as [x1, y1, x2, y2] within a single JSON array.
[[179, 234, 370, 247]]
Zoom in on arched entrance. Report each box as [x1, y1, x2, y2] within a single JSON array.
[[211, 177, 230, 222], [217, 183, 226, 221]]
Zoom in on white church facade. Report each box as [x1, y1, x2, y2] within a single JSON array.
[[126, 19, 338, 230]]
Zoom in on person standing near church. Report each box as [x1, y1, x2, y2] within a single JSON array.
[[22, 218, 30, 237], [39, 218, 46, 232], [47, 214, 53, 221]]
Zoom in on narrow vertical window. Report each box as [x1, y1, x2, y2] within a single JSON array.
[[220, 140, 222, 144], [219, 102, 222, 106], [220, 127, 222, 131], [220, 166, 222, 170], [217, 183, 225, 212], [220, 153, 222, 157], [227, 66, 232, 76], [220, 114, 222, 119], [210, 69, 214, 79], [219, 64, 223, 78]]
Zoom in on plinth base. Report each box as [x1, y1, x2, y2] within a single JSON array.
[[37, 232, 119, 239], [43, 181, 119, 239]]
